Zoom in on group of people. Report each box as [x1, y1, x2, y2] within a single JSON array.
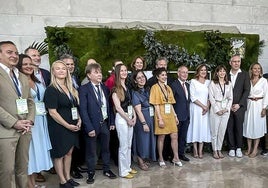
[[0, 40, 268, 188]]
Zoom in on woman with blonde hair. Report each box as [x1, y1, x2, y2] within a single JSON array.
[[44, 60, 81, 188], [243, 63, 268, 158]]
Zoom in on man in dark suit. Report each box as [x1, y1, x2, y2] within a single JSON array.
[[0, 41, 35, 188], [146, 57, 174, 88], [79, 63, 116, 184], [227, 54, 250, 158], [25, 47, 50, 87], [171, 65, 191, 162]]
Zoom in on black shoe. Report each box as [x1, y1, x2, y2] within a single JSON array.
[[103, 170, 117, 179], [86, 172, 95, 184], [77, 166, 88, 173], [67, 179, 80, 186], [59, 182, 73, 188], [261, 150, 268, 156], [179, 155, 190, 162], [71, 170, 83, 179]]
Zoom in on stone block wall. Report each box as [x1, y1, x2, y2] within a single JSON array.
[[0, 0, 267, 72]]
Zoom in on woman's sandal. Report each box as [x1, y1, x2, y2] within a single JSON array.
[[138, 162, 149, 171], [159, 161, 166, 168]]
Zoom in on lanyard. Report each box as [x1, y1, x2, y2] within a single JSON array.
[[219, 83, 225, 97], [158, 83, 168, 102], [57, 84, 76, 107], [11, 70, 22, 97]]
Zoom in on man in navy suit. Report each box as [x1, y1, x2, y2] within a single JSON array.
[[25, 47, 50, 87], [79, 63, 116, 184], [227, 54, 250, 158], [171, 65, 191, 162], [60, 54, 80, 89]]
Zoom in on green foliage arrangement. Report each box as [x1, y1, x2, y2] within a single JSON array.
[[143, 30, 206, 70], [45, 26, 261, 79]]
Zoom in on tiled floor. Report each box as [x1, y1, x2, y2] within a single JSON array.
[[39, 152, 268, 188]]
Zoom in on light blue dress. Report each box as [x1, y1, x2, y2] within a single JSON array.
[[28, 83, 53, 175]]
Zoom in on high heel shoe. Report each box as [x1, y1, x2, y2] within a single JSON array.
[[172, 160, 182, 167], [159, 161, 166, 168]]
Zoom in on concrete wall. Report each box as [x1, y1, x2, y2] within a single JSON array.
[[0, 0, 267, 72]]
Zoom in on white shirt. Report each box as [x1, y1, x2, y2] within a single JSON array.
[[179, 79, 188, 99], [0, 63, 21, 92], [230, 69, 242, 88]]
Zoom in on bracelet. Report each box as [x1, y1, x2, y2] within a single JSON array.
[[141, 121, 147, 125]]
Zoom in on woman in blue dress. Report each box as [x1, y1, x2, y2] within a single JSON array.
[[17, 54, 53, 188], [131, 70, 156, 170]]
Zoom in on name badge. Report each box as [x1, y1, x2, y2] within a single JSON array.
[[71, 107, 78, 120], [16, 98, 28, 114], [35, 101, 46, 116], [149, 106, 154, 117], [101, 105, 108, 119], [221, 99, 227, 109], [128, 105, 133, 119], [164, 104, 171, 114]]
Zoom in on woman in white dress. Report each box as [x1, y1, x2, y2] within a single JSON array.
[[243, 63, 268, 158], [209, 65, 233, 159], [187, 64, 211, 158]]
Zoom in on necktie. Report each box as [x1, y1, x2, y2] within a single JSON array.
[[182, 82, 187, 99], [10, 69, 21, 97], [96, 85, 102, 105], [72, 76, 79, 89]]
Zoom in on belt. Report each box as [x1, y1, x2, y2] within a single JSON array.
[[248, 97, 263, 101]]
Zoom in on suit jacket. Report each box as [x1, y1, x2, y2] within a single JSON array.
[[0, 67, 35, 138], [40, 68, 51, 87], [171, 79, 190, 121], [228, 70, 250, 110], [79, 82, 115, 134]]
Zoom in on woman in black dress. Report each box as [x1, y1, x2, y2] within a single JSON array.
[[44, 60, 81, 188]]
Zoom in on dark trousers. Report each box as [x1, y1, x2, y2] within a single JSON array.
[[227, 109, 245, 150], [71, 131, 86, 171], [178, 119, 190, 155], [109, 130, 119, 166], [85, 122, 110, 173]]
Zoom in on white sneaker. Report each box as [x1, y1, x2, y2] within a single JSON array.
[[236, 148, 243, 158], [229, 150, 235, 157]]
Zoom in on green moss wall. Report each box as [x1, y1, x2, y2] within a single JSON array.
[[45, 26, 259, 80]]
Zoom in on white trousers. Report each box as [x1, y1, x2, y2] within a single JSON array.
[[115, 113, 133, 177], [210, 112, 230, 151]]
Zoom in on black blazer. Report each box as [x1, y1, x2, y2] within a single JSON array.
[[171, 79, 190, 121], [228, 70, 250, 110], [40, 68, 51, 87], [79, 82, 115, 134]]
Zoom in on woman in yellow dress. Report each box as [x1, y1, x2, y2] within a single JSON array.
[[149, 67, 182, 167]]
